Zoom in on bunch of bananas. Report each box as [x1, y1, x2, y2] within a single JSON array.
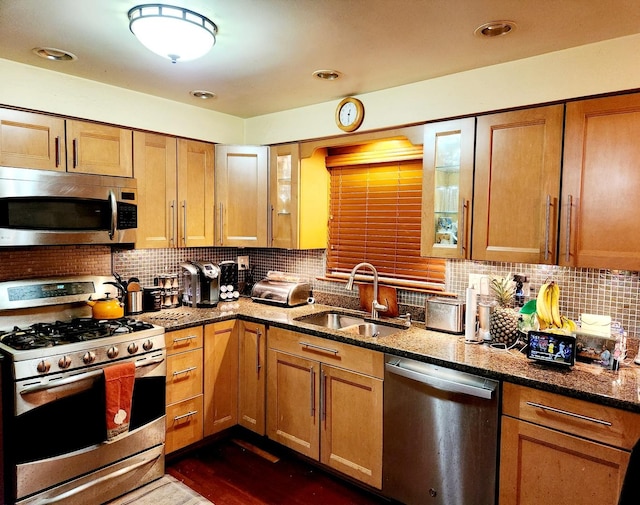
[[536, 281, 577, 333]]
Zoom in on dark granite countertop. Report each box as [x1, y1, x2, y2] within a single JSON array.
[[139, 298, 640, 414]]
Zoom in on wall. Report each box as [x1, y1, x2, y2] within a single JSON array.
[[2, 34, 640, 145], [244, 34, 640, 144], [0, 59, 244, 145]]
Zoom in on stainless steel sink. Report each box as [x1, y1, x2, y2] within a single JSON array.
[[294, 311, 366, 330], [294, 310, 407, 337], [340, 322, 400, 338]]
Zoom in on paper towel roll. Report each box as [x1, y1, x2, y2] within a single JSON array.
[[465, 287, 478, 342]]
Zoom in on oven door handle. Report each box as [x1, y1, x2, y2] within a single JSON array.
[[35, 455, 159, 504], [20, 357, 165, 395]]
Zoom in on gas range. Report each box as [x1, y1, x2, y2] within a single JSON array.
[[0, 276, 165, 381]]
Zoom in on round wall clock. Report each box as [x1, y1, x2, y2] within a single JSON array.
[[335, 97, 364, 132]]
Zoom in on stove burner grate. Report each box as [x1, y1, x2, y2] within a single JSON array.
[[0, 317, 156, 350]]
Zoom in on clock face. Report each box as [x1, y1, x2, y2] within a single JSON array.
[[339, 102, 358, 126], [336, 97, 364, 132]]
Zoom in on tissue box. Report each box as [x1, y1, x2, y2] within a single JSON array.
[[580, 313, 611, 337]]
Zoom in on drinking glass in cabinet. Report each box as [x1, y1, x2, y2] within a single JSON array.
[[433, 132, 462, 247], [277, 154, 291, 215]]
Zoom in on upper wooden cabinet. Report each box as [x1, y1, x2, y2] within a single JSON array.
[[270, 143, 329, 249], [421, 118, 475, 259], [0, 108, 65, 171], [134, 133, 214, 248], [215, 145, 269, 247], [66, 120, 132, 177], [560, 93, 640, 270], [134, 132, 177, 248], [472, 105, 564, 263], [0, 109, 132, 176], [178, 139, 215, 247]]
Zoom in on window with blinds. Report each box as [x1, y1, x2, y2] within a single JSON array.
[[326, 141, 446, 292]]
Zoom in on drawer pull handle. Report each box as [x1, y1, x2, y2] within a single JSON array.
[[310, 367, 316, 418], [173, 335, 196, 344], [526, 401, 612, 426], [256, 328, 262, 374], [174, 410, 198, 422], [172, 366, 197, 376], [299, 341, 339, 355]]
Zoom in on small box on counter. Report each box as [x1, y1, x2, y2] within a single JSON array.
[[575, 328, 626, 370]]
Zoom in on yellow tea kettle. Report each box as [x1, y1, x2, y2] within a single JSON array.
[[87, 281, 125, 319], [87, 293, 125, 319]]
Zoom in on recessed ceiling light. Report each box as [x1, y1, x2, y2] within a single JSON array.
[[32, 47, 77, 61], [313, 69, 342, 81], [474, 20, 516, 38], [190, 90, 216, 100]]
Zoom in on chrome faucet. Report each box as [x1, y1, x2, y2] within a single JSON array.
[[345, 262, 388, 319]]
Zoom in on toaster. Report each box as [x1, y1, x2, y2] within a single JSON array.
[[425, 297, 465, 334], [251, 275, 311, 307]]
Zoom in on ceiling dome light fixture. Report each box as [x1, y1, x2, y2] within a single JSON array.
[[474, 20, 516, 38], [128, 4, 217, 63]]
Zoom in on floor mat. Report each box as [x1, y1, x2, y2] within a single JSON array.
[[106, 474, 213, 505]]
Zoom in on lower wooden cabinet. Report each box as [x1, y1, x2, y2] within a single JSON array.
[[166, 395, 204, 455], [165, 326, 204, 454], [238, 321, 266, 434], [267, 327, 383, 489], [499, 383, 640, 505], [203, 320, 238, 437]]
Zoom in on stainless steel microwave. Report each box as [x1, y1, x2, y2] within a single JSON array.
[[0, 166, 137, 246]]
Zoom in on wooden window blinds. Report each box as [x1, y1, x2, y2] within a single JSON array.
[[326, 149, 446, 292]]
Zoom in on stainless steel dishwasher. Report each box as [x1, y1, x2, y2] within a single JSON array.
[[383, 354, 499, 505]]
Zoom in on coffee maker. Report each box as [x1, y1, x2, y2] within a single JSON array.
[[180, 261, 220, 307]]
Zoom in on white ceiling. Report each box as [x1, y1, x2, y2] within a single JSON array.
[[1, 0, 639, 118]]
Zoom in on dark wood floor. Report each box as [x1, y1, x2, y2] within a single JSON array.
[[166, 434, 393, 505]]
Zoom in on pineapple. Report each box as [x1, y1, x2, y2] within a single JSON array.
[[489, 275, 520, 346]]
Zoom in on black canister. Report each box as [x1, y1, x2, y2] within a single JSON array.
[[142, 287, 162, 312]]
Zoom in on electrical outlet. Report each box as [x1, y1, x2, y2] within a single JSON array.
[[237, 256, 249, 271], [469, 274, 483, 290], [469, 273, 492, 295]]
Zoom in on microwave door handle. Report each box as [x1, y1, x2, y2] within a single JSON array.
[[108, 190, 117, 240]]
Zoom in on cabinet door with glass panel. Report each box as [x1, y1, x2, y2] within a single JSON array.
[[270, 144, 299, 249], [269, 143, 328, 249], [421, 118, 475, 259]]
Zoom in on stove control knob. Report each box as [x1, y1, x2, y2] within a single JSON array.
[[107, 346, 119, 359], [58, 356, 72, 369], [142, 340, 153, 351], [127, 343, 139, 354], [83, 351, 96, 364], [36, 360, 51, 374]]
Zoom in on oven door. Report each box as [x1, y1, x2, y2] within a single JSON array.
[[6, 351, 166, 503]]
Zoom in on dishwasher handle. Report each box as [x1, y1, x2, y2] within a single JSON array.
[[385, 361, 496, 400]]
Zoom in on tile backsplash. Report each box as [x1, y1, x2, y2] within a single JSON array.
[[2, 245, 639, 337], [104, 248, 640, 338]]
